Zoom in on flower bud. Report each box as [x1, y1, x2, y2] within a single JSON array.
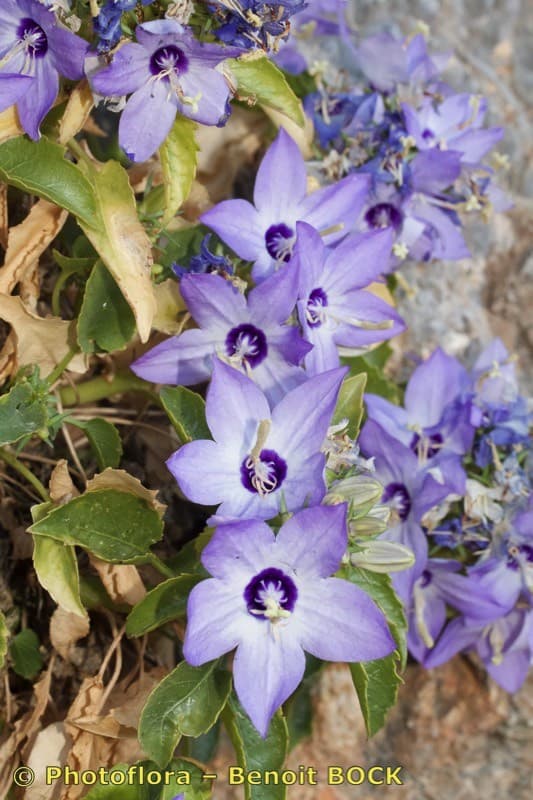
[[349, 540, 415, 573]]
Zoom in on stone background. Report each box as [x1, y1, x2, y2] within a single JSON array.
[[213, 2, 533, 798]]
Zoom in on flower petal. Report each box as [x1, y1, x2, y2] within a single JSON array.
[[276, 504, 348, 578], [201, 199, 264, 262], [206, 359, 270, 446], [118, 79, 177, 162], [299, 173, 371, 242], [167, 439, 238, 505], [233, 624, 306, 737], [179, 66, 231, 126], [253, 128, 307, 216], [130, 329, 216, 386], [181, 272, 246, 329], [201, 519, 275, 580], [90, 43, 149, 96], [16, 57, 58, 139]]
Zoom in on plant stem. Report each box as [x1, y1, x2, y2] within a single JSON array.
[[0, 447, 50, 503], [147, 553, 176, 580], [59, 373, 158, 407], [67, 137, 92, 167], [46, 347, 77, 387]]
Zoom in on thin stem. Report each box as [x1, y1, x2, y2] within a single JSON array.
[[0, 447, 50, 503], [147, 553, 176, 580], [59, 373, 158, 407], [46, 347, 77, 388], [66, 137, 92, 167]]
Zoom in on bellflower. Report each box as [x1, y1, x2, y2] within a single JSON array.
[[365, 348, 475, 458], [0, 0, 88, 139], [131, 268, 311, 405], [425, 607, 533, 693], [183, 504, 396, 736], [210, 0, 307, 52], [93, 2, 153, 53], [358, 420, 461, 596], [200, 128, 371, 281], [167, 359, 346, 522], [293, 222, 405, 375], [402, 93, 504, 166], [90, 19, 241, 162]]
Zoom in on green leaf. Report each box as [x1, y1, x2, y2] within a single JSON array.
[[78, 159, 156, 343], [139, 661, 232, 767], [126, 575, 201, 637], [228, 57, 304, 127], [78, 261, 136, 353], [222, 693, 289, 800], [339, 565, 405, 737], [332, 372, 367, 438], [84, 759, 211, 800], [285, 681, 313, 751], [160, 386, 211, 443], [0, 611, 8, 670], [159, 116, 198, 226], [341, 357, 399, 404], [9, 629, 43, 680], [70, 417, 123, 470], [349, 653, 402, 738], [0, 381, 48, 446], [338, 565, 407, 667], [0, 136, 96, 224], [33, 536, 87, 618], [29, 489, 163, 563]]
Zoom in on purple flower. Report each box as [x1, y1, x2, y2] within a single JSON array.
[[0, 0, 88, 139], [365, 347, 474, 457], [210, 0, 307, 52], [201, 128, 371, 282], [358, 420, 460, 596], [93, 1, 153, 53], [131, 268, 311, 405], [354, 32, 450, 93], [402, 93, 503, 166], [90, 19, 241, 162], [172, 234, 234, 279], [293, 222, 405, 374], [167, 359, 346, 522], [425, 607, 533, 693], [183, 504, 396, 735]]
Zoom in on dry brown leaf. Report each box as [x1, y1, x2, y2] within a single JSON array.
[[0, 329, 16, 385], [0, 295, 87, 377], [89, 557, 146, 605], [0, 660, 53, 796], [49, 459, 79, 505], [0, 184, 8, 250], [153, 278, 187, 334], [0, 105, 23, 145], [50, 607, 90, 661], [108, 668, 167, 730], [26, 722, 70, 800], [58, 80, 94, 145], [62, 677, 106, 800], [19, 258, 40, 311], [67, 715, 123, 738], [86, 468, 167, 518], [0, 199, 68, 294]]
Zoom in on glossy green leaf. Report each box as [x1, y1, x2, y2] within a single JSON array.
[[349, 653, 402, 737], [29, 489, 163, 563], [126, 574, 201, 637], [0, 611, 8, 670], [0, 381, 48, 446], [0, 136, 96, 224], [159, 116, 198, 226], [33, 534, 86, 618], [228, 57, 304, 127], [139, 661, 232, 767], [332, 372, 367, 438], [160, 386, 211, 443], [9, 628, 43, 680], [70, 417, 123, 470], [222, 693, 289, 800], [78, 261, 136, 353]]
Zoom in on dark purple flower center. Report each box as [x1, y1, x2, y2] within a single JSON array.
[[225, 323, 267, 368], [265, 223, 295, 262], [422, 128, 436, 142], [17, 18, 48, 57], [241, 449, 287, 496], [411, 432, 444, 459], [419, 569, 432, 588], [365, 203, 403, 232], [305, 287, 328, 328], [506, 543, 533, 571], [149, 45, 189, 78], [244, 567, 297, 620], [382, 482, 411, 521]]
